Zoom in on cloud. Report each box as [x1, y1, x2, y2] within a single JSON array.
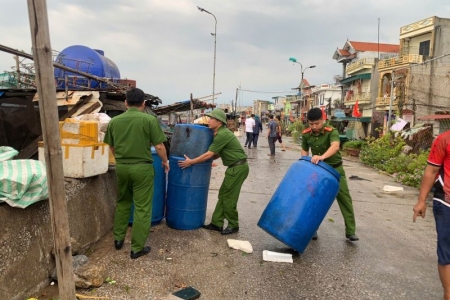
[[0, 0, 449, 106]]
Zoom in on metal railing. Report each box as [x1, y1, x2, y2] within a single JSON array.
[[346, 92, 371, 105], [346, 58, 376, 73]]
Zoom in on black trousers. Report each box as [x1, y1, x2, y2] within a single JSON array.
[[245, 132, 253, 147], [268, 136, 276, 155], [252, 134, 260, 147]]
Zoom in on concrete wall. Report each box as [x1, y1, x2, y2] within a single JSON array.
[[0, 171, 118, 300], [409, 33, 432, 54], [410, 20, 450, 123]]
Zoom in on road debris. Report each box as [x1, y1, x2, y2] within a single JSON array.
[[262, 250, 293, 263], [227, 239, 253, 254], [383, 185, 404, 192], [349, 175, 372, 181]]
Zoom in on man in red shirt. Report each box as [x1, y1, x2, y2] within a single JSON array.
[[413, 131, 450, 300]]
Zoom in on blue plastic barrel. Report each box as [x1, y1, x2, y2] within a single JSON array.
[[54, 45, 121, 89], [170, 124, 213, 158], [166, 156, 212, 230], [257, 156, 341, 253], [129, 147, 166, 226]]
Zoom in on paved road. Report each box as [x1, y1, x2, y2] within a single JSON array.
[[76, 135, 441, 299]]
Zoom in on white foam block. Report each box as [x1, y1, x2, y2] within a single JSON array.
[[262, 250, 293, 263], [383, 185, 404, 192], [227, 239, 253, 253]]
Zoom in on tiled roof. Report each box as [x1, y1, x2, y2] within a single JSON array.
[[348, 41, 399, 53], [297, 79, 311, 89], [338, 49, 351, 56]]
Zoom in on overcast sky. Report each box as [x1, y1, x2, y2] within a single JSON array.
[[1, 0, 449, 107]]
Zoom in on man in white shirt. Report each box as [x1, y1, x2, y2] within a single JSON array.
[[244, 114, 255, 148]]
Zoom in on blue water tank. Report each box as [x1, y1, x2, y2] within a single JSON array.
[[54, 45, 120, 89], [170, 124, 214, 158], [257, 156, 341, 253], [166, 156, 212, 230], [129, 147, 166, 226]]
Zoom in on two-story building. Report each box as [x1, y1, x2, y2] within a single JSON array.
[[289, 79, 313, 121], [311, 84, 342, 117], [376, 16, 450, 135], [332, 40, 399, 137], [253, 99, 272, 117]]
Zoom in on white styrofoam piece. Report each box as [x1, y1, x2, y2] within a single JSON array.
[[383, 185, 404, 192], [39, 143, 109, 178], [227, 239, 253, 253], [262, 250, 293, 263]]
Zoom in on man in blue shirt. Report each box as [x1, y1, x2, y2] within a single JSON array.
[[267, 114, 278, 156]]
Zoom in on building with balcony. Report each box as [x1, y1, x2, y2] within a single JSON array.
[[289, 79, 313, 121], [376, 16, 450, 132], [333, 40, 399, 137], [333, 40, 399, 109]]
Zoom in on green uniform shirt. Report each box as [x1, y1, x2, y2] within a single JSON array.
[[301, 126, 342, 165], [208, 126, 247, 166], [104, 107, 167, 164]]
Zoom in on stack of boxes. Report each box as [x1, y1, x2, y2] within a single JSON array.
[[38, 118, 109, 178]]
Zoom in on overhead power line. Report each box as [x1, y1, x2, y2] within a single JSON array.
[[238, 88, 297, 94]]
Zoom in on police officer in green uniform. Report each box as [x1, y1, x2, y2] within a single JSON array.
[[179, 109, 249, 235], [301, 107, 359, 241], [104, 88, 169, 259]]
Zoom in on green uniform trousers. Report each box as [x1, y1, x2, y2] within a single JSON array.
[[334, 165, 356, 235], [211, 162, 249, 229], [114, 163, 154, 252]]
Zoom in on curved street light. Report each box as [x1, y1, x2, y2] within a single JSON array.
[[197, 6, 217, 104], [289, 57, 316, 118]]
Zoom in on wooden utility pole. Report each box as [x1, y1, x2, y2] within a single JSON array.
[[26, 1, 76, 298]]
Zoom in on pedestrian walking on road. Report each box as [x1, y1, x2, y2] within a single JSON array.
[[244, 114, 255, 148], [275, 115, 287, 151], [413, 130, 450, 300], [252, 115, 263, 147], [301, 107, 358, 242], [104, 88, 170, 259], [178, 109, 249, 235], [267, 114, 277, 156]]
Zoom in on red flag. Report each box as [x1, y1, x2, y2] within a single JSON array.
[[321, 108, 327, 120], [352, 100, 362, 118]]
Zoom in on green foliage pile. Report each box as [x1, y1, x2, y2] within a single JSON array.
[[343, 140, 366, 150], [359, 133, 429, 188], [288, 121, 304, 142]]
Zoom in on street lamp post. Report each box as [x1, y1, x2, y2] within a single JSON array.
[[289, 57, 316, 119], [197, 6, 217, 105]]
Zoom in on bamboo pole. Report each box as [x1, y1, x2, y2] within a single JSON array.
[[26, 1, 76, 298]]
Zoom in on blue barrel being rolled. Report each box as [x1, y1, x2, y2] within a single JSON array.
[[170, 124, 213, 158], [166, 156, 212, 230], [257, 156, 341, 253], [129, 147, 166, 226]]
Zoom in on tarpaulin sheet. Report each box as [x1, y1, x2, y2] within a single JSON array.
[[0, 147, 48, 208]]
